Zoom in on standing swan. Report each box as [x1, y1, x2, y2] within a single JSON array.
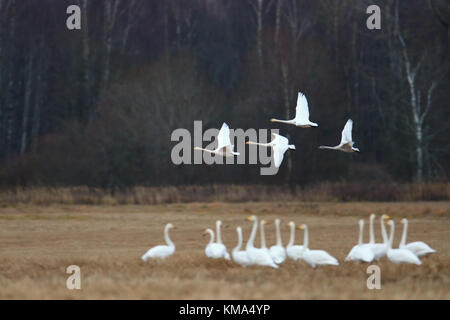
[[345, 219, 375, 263], [286, 221, 305, 261], [215, 220, 231, 260], [245, 216, 278, 268], [203, 228, 229, 259], [232, 227, 250, 267], [269, 219, 287, 264], [141, 223, 175, 261], [299, 224, 339, 268], [270, 92, 318, 127], [386, 220, 422, 265], [367, 214, 390, 260], [399, 218, 436, 257]]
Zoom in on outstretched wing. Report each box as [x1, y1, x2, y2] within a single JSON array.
[[271, 133, 290, 168], [295, 92, 310, 122], [271, 133, 289, 145], [217, 122, 232, 150], [340, 119, 353, 145]]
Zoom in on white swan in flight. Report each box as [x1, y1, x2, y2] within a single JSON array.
[[270, 92, 318, 127], [203, 228, 230, 260], [247, 133, 295, 168], [141, 223, 175, 261], [215, 220, 231, 260], [345, 219, 375, 263], [286, 221, 304, 261], [194, 122, 239, 157], [399, 218, 436, 257], [319, 119, 360, 153], [299, 224, 339, 268], [366, 214, 390, 260], [245, 215, 278, 268], [386, 220, 422, 265], [232, 227, 251, 267], [269, 219, 287, 264]]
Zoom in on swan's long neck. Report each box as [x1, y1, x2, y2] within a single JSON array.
[[234, 228, 242, 252], [369, 215, 375, 244], [275, 220, 282, 246], [164, 225, 174, 247], [207, 230, 214, 246], [400, 220, 408, 247], [388, 222, 394, 249], [381, 217, 388, 244], [216, 221, 223, 244], [303, 226, 309, 250], [260, 222, 267, 249], [194, 147, 215, 154], [247, 141, 271, 147], [246, 218, 258, 250], [287, 224, 295, 247], [271, 118, 295, 125], [358, 222, 364, 245]]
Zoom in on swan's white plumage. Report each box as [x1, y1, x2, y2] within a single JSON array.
[[299, 224, 339, 268], [232, 227, 250, 267], [345, 219, 375, 263], [270, 92, 318, 127], [141, 223, 175, 261], [245, 216, 278, 268], [399, 218, 436, 257], [203, 228, 229, 259], [286, 221, 304, 261], [194, 122, 239, 157], [247, 133, 295, 169], [319, 119, 360, 153], [386, 220, 422, 265], [365, 214, 390, 260], [269, 219, 286, 264]]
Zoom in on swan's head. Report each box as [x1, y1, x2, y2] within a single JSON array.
[[216, 220, 222, 227], [370, 213, 376, 220], [247, 215, 257, 221], [166, 223, 174, 230], [275, 218, 280, 225], [202, 228, 213, 236], [359, 219, 364, 226], [236, 226, 242, 232], [260, 220, 270, 225], [193, 146, 202, 151], [400, 218, 408, 224], [297, 224, 307, 230], [269, 118, 275, 122], [381, 214, 391, 220], [287, 221, 295, 228], [386, 220, 394, 227]]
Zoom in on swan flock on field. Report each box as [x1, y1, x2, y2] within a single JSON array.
[[142, 215, 435, 267]]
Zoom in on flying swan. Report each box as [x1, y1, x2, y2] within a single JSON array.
[[319, 119, 360, 153], [247, 133, 296, 168], [270, 92, 318, 127], [194, 122, 239, 157], [141, 223, 175, 261]]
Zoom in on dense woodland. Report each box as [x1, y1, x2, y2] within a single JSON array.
[[0, 0, 449, 189]]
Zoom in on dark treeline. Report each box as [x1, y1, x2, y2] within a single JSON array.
[[0, 0, 449, 188]]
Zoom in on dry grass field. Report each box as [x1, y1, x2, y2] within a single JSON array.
[[0, 201, 449, 299]]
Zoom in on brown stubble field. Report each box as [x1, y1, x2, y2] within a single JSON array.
[[0, 201, 449, 299]]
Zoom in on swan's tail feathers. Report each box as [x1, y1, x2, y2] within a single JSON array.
[[288, 144, 296, 150], [310, 122, 319, 127]]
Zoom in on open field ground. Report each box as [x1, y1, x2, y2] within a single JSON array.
[[0, 201, 449, 299]]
